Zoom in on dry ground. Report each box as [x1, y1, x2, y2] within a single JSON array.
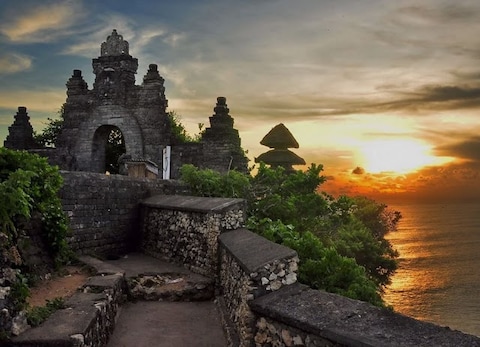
[[27, 266, 91, 307]]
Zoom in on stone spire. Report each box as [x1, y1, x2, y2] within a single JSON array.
[[4, 107, 38, 150], [208, 97, 234, 129], [66, 69, 89, 103], [140, 64, 168, 110], [201, 97, 248, 173]]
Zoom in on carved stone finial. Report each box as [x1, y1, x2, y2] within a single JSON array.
[[100, 29, 129, 56], [143, 64, 164, 84], [214, 96, 230, 116]]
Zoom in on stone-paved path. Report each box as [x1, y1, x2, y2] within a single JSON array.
[[106, 301, 226, 347], [103, 253, 227, 347]]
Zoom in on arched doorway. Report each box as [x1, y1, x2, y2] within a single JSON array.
[[91, 125, 126, 173]]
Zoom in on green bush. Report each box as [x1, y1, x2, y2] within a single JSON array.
[[0, 148, 71, 267], [180, 163, 399, 307], [180, 164, 250, 198]]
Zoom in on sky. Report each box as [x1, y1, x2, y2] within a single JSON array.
[[1, 0, 480, 204]]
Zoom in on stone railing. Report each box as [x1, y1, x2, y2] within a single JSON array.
[[137, 195, 480, 347], [141, 195, 246, 277], [218, 228, 299, 346], [250, 283, 480, 347]]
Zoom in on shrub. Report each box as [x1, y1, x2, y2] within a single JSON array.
[[180, 163, 399, 307], [0, 148, 71, 267]]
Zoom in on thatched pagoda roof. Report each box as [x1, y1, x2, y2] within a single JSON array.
[[255, 149, 306, 166], [260, 123, 299, 149]]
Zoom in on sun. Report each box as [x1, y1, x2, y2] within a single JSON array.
[[359, 139, 445, 174]]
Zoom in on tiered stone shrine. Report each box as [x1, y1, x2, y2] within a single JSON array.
[[256, 123, 306, 172], [3, 107, 38, 150]]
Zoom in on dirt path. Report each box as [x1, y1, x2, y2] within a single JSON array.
[[28, 266, 90, 307]]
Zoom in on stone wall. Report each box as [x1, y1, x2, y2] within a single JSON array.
[[249, 283, 480, 347], [59, 171, 187, 256], [141, 195, 245, 277], [218, 228, 299, 346]]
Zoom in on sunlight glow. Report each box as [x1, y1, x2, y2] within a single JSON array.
[[360, 139, 448, 174]]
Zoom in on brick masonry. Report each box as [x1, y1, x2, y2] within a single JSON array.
[[59, 171, 187, 256]]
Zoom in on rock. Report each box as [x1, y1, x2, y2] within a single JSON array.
[[293, 335, 304, 345], [11, 311, 30, 336], [70, 333, 85, 347], [284, 273, 297, 285], [0, 286, 10, 300], [282, 329, 293, 346]]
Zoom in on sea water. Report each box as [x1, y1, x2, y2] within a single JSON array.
[[383, 202, 480, 336]]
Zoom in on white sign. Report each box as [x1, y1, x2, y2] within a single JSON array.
[[162, 146, 171, 180]]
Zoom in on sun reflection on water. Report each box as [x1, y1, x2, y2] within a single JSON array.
[[382, 203, 480, 337]]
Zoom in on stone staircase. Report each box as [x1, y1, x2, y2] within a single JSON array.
[[10, 253, 218, 347]]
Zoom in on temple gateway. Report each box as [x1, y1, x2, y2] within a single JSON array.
[[4, 30, 248, 179]]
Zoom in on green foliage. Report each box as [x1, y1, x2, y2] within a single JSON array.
[[27, 297, 66, 327], [0, 148, 72, 267], [300, 257, 382, 306], [9, 273, 30, 311], [180, 163, 400, 307], [33, 107, 64, 148], [352, 196, 402, 239], [249, 217, 383, 305], [250, 163, 329, 230], [330, 219, 398, 288], [0, 169, 35, 235], [168, 111, 204, 143], [180, 164, 250, 198]]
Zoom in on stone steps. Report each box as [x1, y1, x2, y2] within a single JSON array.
[[10, 254, 214, 347]]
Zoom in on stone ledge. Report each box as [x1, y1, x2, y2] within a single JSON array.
[[250, 283, 480, 347], [141, 195, 245, 213], [218, 228, 297, 273], [78, 255, 125, 276], [11, 292, 110, 346], [10, 259, 126, 347]]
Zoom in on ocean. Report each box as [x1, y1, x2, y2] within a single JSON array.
[[383, 202, 480, 337]]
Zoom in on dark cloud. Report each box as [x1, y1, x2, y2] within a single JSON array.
[[239, 80, 480, 122], [435, 136, 480, 161], [352, 166, 365, 175], [364, 83, 480, 114], [420, 85, 480, 102]]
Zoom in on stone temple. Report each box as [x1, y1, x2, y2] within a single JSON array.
[[4, 30, 248, 178]]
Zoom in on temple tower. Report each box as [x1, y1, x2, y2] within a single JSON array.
[[56, 30, 170, 172]]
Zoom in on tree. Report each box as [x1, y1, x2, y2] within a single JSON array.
[[167, 111, 204, 143], [33, 107, 64, 148]]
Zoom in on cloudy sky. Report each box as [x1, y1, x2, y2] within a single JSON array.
[[1, 0, 480, 204]]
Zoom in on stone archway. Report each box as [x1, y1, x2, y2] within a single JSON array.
[[91, 125, 126, 173], [71, 105, 145, 173]]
